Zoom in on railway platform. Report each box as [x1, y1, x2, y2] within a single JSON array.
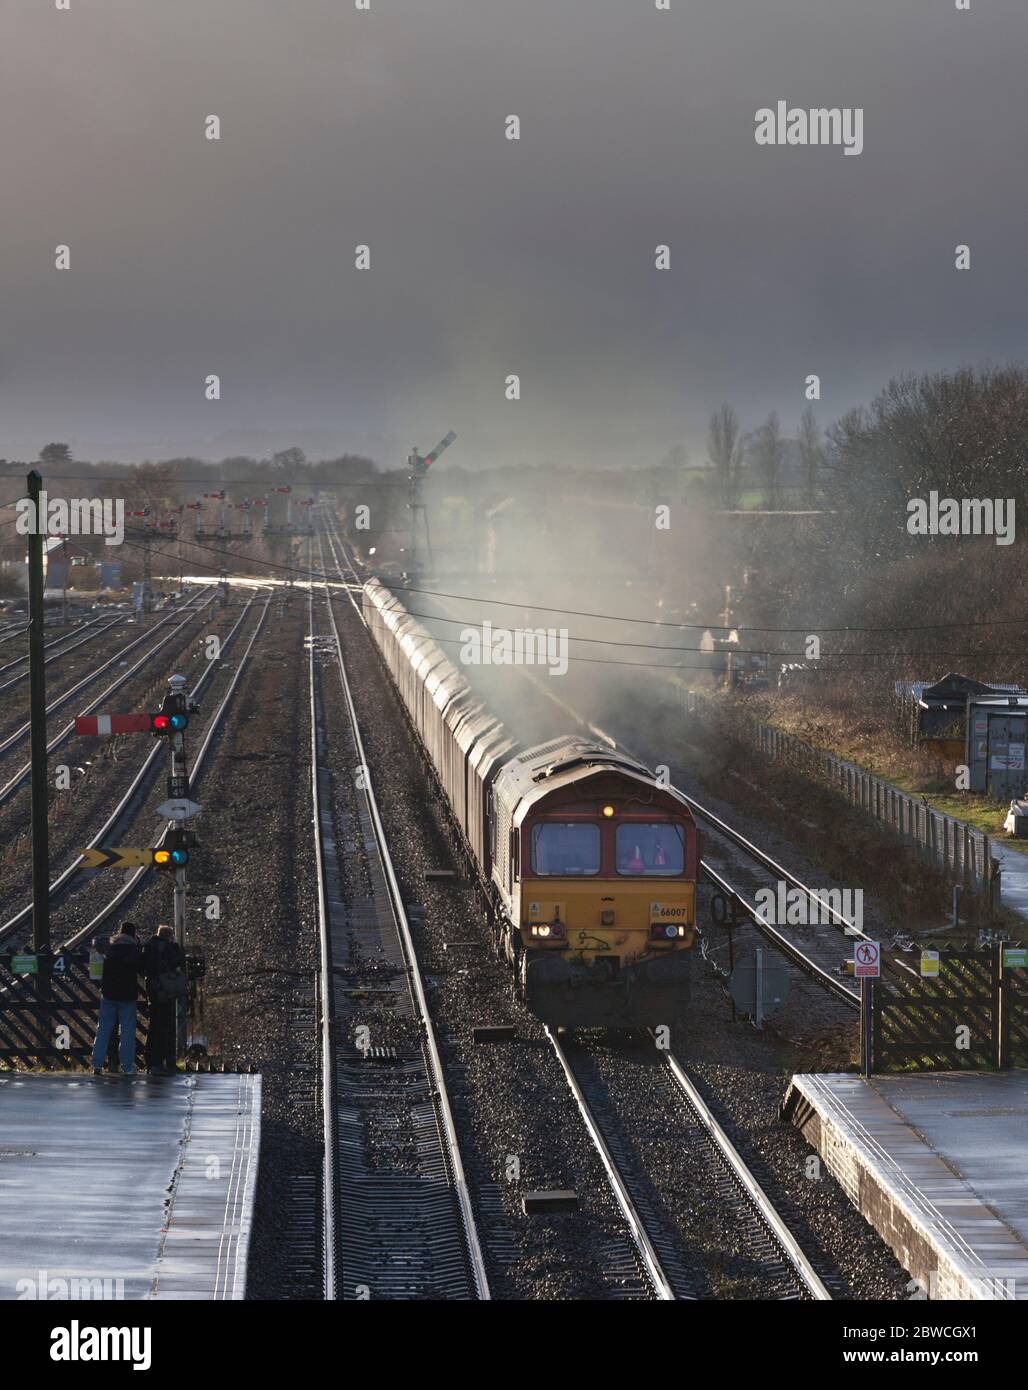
[[783, 1070, 1028, 1300], [0, 1072, 260, 1301]]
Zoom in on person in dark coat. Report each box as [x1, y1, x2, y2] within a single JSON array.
[[143, 925, 185, 1075], [91, 922, 143, 1075]]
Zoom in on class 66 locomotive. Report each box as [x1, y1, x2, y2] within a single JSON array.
[[492, 739, 697, 1029], [362, 579, 698, 1030]]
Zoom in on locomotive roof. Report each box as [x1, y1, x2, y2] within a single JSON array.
[[364, 581, 686, 821], [493, 736, 690, 825]]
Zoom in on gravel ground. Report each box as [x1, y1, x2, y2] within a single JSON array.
[[0, 613, 138, 734], [560, 1034, 818, 1299], [151, 589, 322, 1299]]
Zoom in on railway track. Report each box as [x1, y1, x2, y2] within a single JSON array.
[[321, 516, 839, 1301], [0, 590, 269, 951], [548, 1029, 831, 1300], [59, 590, 272, 952], [0, 587, 218, 804], [309, 546, 489, 1300], [0, 613, 124, 690]]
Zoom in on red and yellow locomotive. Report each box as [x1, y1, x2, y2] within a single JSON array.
[[490, 738, 696, 1027], [362, 580, 697, 1028]]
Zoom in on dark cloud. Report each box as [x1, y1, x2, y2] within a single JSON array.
[[1, 0, 1025, 466]]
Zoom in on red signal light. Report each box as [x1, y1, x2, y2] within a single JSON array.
[[152, 714, 171, 732]]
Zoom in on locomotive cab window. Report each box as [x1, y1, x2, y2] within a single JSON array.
[[616, 823, 685, 875], [531, 822, 600, 876]]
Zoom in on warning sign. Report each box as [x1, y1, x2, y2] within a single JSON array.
[[854, 940, 881, 978], [920, 949, 940, 978]]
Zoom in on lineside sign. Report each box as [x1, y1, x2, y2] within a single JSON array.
[[854, 940, 881, 978]]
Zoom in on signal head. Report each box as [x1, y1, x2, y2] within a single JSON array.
[[150, 712, 188, 734]]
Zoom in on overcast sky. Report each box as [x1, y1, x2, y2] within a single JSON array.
[[1, 0, 1025, 469]]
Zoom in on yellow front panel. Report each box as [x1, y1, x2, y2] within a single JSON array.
[[520, 880, 695, 963]]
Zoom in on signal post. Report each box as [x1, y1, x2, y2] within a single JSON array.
[[75, 673, 202, 1059]]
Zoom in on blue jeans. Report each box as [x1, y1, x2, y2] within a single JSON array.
[[92, 999, 138, 1074]]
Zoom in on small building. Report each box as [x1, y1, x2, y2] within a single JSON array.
[[895, 672, 1025, 761], [966, 695, 1028, 799]]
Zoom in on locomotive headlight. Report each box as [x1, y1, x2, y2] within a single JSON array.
[[602, 804, 615, 818], [665, 924, 679, 939], [531, 924, 551, 937]]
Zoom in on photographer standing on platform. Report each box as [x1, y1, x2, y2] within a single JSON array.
[[90, 922, 143, 1076], [143, 924, 186, 1075]]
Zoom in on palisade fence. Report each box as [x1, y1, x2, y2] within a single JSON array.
[[681, 688, 998, 906]]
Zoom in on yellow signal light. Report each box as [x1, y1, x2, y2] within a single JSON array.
[[153, 849, 172, 866]]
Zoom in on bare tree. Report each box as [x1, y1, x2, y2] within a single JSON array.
[[707, 405, 744, 508], [751, 411, 784, 510], [798, 405, 823, 507]]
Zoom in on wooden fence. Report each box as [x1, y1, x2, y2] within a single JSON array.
[[871, 945, 1028, 1072], [0, 947, 147, 1069]]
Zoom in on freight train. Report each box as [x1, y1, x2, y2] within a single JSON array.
[[362, 579, 698, 1028]]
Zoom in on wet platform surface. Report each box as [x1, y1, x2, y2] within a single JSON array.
[[784, 1070, 1028, 1300], [990, 841, 1028, 919], [0, 1073, 260, 1300]]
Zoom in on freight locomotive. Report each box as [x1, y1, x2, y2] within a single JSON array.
[[362, 580, 698, 1028]]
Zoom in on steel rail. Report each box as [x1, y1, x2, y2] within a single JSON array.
[[315, 534, 490, 1299], [0, 588, 217, 791], [0, 592, 261, 947], [0, 592, 211, 758], [661, 1048, 833, 1299], [545, 1026, 677, 1300], [308, 585, 338, 1302], [701, 859, 860, 1008], [59, 591, 271, 950], [0, 614, 120, 683]]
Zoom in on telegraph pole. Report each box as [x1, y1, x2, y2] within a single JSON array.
[[142, 530, 152, 614], [27, 471, 51, 955], [60, 537, 68, 627]]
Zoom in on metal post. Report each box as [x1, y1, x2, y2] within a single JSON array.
[[860, 977, 873, 1077], [166, 673, 192, 1057], [142, 531, 152, 614], [754, 946, 764, 1030], [27, 471, 51, 956], [61, 538, 68, 627], [993, 943, 1005, 1070]]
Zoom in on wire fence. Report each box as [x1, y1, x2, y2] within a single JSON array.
[[681, 687, 996, 900]]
